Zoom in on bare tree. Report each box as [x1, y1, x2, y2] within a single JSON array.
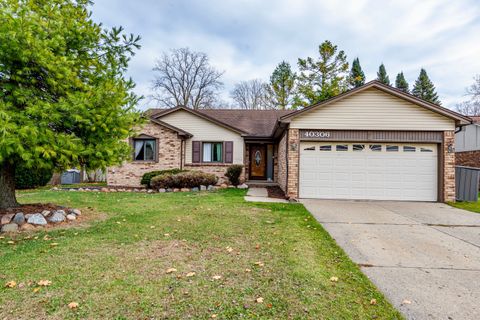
[[456, 75, 480, 115], [230, 79, 274, 109], [152, 48, 224, 109]]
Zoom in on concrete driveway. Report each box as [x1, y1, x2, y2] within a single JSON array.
[[301, 199, 480, 320]]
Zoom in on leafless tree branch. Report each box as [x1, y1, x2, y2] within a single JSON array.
[[230, 79, 275, 110]]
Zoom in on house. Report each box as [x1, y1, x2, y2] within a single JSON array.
[[455, 116, 480, 168], [107, 81, 471, 202]]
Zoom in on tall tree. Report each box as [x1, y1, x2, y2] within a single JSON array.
[[268, 61, 296, 109], [0, 0, 142, 208], [455, 75, 480, 115], [231, 79, 272, 110], [348, 57, 366, 88], [376, 64, 390, 85], [412, 68, 441, 105], [395, 72, 409, 93], [152, 48, 224, 109], [294, 40, 349, 107]]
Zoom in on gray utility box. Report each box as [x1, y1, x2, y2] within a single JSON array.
[[60, 169, 81, 185], [455, 166, 480, 202]]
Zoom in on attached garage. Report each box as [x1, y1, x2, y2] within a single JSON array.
[[277, 81, 472, 202], [299, 142, 438, 201]]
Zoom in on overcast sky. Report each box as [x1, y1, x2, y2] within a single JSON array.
[[91, 0, 480, 110]]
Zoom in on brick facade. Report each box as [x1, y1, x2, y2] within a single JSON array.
[[107, 122, 183, 187], [443, 131, 456, 202], [285, 128, 300, 199], [456, 150, 480, 168], [277, 133, 287, 192]]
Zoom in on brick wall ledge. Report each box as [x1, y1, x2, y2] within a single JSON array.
[[184, 163, 238, 167]]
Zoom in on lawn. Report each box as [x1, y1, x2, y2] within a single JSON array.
[[449, 193, 480, 213], [0, 189, 402, 319]]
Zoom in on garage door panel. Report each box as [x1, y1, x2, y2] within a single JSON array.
[[299, 142, 437, 201]]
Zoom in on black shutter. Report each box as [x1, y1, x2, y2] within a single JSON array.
[[192, 141, 201, 163], [224, 141, 233, 163]]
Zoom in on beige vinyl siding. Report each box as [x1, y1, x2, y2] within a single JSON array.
[[160, 110, 244, 164], [290, 88, 455, 131]]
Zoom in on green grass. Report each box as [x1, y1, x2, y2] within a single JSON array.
[[449, 193, 480, 213], [0, 189, 402, 319]]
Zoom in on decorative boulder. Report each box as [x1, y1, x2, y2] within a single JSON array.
[[48, 210, 66, 223], [237, 184, 248, 189], [1, 213, 14, 225], [12, 212, 25, 226], [220, 183, 228, 188], [28, 214, 48, 226], [66, 214, 77, 221], [1, 223, 18, 233], [180, 188, 190, 192], [159, 188, 166, 193], [70, 209, 82, 216], [41, 210, 51, 217], [20, 223, 35, 231], [200, 185, 207, 191], [191, 187, 199, 192], [207, 185, 214, 191]]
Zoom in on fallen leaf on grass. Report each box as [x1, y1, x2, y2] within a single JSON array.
[[255, 244, 260, 250], [370, 299, 377, 305], [68, 302, 79, 309], [212, 275, 222, 280], [7, 241, 15, 245], [256, 297, 264, 303], [50, 243, 59, 247], [166, 268, 177, 274], [245, 268, 251, 273], [254, 261, 264, 267], [37, 280, 52, 286], [226, 247, 233, 253], [5, 281, 16, 288], [402, 299, 412, 305], [33, 287, 41, 293], [186, 272, 196, 277], [211, 315, 217, 318], [330, 276, 339, 282]]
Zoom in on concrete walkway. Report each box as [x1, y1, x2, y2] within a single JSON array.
[[301, 199, 480, 320], [244, 187, 288, 203]]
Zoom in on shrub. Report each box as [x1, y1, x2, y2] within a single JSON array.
[[151, 171, 218, 189], [15, 164, 53, 189], [141, 168, 187, 188], [225, 164, 243, 186]]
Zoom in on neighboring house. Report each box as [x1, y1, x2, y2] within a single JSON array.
[[455, 116, 480, 168], [107, 81, 470, 202]]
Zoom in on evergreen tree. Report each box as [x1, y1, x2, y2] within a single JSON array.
[[395, 72, 409, 93], [412, 69, 441, 105], [376, 63, 390, 85], [0, 0, 142, 208], [268, 61, 296, 109], [294, 40, 349, 107], [348, 57, 365, 88]]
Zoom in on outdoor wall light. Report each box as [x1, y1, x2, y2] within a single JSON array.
[[447, 144, 455, 153]]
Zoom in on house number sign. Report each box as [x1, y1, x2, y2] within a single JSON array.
[[302, 130, 331, 138]]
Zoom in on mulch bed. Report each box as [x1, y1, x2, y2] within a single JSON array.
[[0, 203, 66, 216], [266, 186, 287, 199]]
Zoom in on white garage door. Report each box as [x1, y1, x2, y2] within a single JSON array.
[[299, 142, 438, 201]]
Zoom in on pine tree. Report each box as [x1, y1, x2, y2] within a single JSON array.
[[412, 69, 441, 105], [348, 57, 365, 88], [294, 40, 349, 107], [376, 64, 390, 85], [395, 72, 409, 93], [268, 61, 296, 109]]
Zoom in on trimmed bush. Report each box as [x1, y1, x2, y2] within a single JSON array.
[[151, 171, 218, 189], [141, 168, 187, 188], [15, 164, 53, 189], [225, 164, 243, 186]]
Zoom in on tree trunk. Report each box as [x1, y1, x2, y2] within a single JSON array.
[[0, 162, 19, 209]]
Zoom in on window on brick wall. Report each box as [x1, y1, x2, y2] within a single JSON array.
[[134, 139, 156, 161]]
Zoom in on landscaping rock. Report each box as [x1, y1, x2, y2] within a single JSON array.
[[28, 214, 47, 226], [1, 213, 14, 225], [173, 188, 180, 192], [41, 210, 51, 217], [20, 223, 35, 231], [237, 183, 248, 189], [200, 185, 207, 191], [48, 211, 66, 223], [100, 187, 109, 192], [159, 188, 166, 193], [166, 188, 173, 192], [66, 214, 77, 221], [71, 209, 82, 216], [207, 185, 214, 191], [147, 189, 153, 193], [228, 185, 235, 188], [12, 212, 25, 226], [51, 187, 59, 191], [180, 188, 190, 192], [220, 183, 228, 188], [191, 187, 199, 192], [1, 223, 18, 233], [25, 214, 33, 220]]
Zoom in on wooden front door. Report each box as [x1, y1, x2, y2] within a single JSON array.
[[249, 144, 267, 179]]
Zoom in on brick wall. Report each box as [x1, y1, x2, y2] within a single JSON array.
[[107, 122, 183, 187], [184, 163, 245, 185], [286, 128, 300, 199], [456, 150, 480, 168], [277, 132, 287, 192], [443, 130, 456, 202]]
